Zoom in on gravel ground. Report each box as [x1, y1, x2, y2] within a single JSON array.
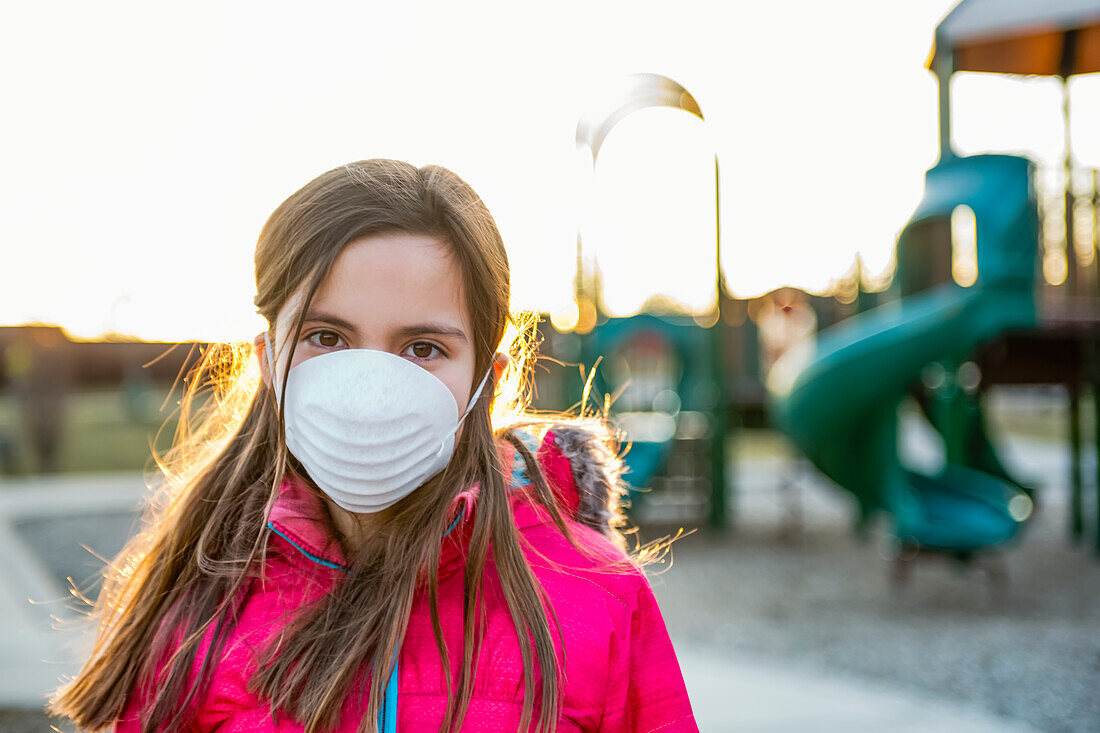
[[645, 471, 1100, 733], [4, 432, 1098, 732], [0, 707, 69, 732]]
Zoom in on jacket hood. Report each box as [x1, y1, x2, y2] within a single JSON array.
[[535, 422, 629, 540]]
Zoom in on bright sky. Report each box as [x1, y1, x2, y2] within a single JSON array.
[[2, 1, 1098, 342]]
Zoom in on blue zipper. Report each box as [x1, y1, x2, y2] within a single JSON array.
[[377, 653, 399, 733]]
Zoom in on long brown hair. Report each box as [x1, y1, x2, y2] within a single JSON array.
[[49, 159, 641, 732]]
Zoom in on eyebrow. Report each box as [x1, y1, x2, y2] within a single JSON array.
[[302, 310, 468, 343]]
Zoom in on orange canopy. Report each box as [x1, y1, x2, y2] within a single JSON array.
[[929, 0, 1100, 76]]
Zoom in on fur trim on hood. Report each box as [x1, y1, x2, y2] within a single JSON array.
[[503, 421, 630, 542], [548, 423, 628, 538]]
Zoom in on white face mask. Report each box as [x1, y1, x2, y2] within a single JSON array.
[[265, 331, 492, 513]]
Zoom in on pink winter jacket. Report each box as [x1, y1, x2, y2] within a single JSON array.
[[114, 426, 698, 732]]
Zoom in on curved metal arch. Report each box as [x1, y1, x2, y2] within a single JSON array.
[[573, 72, 722, 314], [575, 73, 704, 166]]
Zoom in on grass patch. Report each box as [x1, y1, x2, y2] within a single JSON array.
[[0, 386, 191, 475]]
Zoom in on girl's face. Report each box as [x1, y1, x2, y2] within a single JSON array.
[[257, 231, 501, 436]]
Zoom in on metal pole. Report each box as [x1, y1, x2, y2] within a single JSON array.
[[715, 156, 723, 302], [1063, 77, 1078, 296], [1070, 382, 1083, 542], [1091, 340, 1100, 554], [1093, 170, 1099, 298], [710, 155, 730, 530], [575, 231, 584, 306], [934, 38, 954, 163], [1059, 30, 1080, 296]]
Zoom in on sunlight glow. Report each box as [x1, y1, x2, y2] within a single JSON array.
[[549, 300, 580, 332], [11, 1, 1097, 342], [1044, 250, 1069, 287], [951, 204, 978, 287]]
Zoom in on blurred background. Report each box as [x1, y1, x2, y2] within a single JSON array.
[[2, 0, 1099, 730]]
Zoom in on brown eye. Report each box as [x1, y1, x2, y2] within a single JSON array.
[[307, 331, 344, 349], [408, 342, 439, 359]]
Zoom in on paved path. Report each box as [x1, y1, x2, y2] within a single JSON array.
[[681, 650, 1035, 732], [0, 472, 1038, 731]]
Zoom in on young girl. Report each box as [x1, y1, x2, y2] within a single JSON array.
[[49, 159, 698, 732]]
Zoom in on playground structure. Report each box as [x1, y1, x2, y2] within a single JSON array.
[[546, 2, 1100, 562], [770, 0, 1100, 557]]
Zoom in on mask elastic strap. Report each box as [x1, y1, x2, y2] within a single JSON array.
[[263, 330, 281, 408], [456, 367, 493, 429]]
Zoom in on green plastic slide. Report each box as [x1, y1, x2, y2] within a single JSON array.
[[768, 154, 1038, 553]]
